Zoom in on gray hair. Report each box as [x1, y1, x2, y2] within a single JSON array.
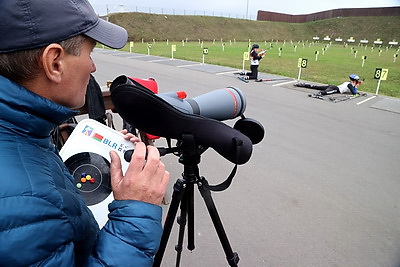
[[0, 35, 87, 84]]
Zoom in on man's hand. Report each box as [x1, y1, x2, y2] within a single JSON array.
[[109, 142, 170, 206], [120, 129, 140, 143]]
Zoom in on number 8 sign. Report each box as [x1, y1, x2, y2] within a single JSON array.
[[301, 58, 308, 68], [374, 68, 382, 79], [298, 58, 308, 68]]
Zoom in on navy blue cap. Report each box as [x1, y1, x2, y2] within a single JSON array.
[[0, 0, 128, 53]]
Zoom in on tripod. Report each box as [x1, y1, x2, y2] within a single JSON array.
[[153, 135, 240, 267]]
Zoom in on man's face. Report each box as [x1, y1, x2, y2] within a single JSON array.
[[56, 38, 96, 109]]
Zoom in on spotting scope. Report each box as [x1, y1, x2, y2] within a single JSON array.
[[110, 75, 264, 164]]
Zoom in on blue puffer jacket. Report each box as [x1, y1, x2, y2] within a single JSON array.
[[0, 76, 162, 266]]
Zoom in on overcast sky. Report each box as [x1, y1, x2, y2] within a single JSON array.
[[88, 0, 400, 18]]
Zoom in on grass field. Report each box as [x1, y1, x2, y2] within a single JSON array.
[[105, 12, 400, 97], [107, 40, 399, 98]]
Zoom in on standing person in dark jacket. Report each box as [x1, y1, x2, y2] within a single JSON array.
[[240, 43, 266, 81], [86, 74, 107, 125], [0, 0, 169, 266], [295, 74, 363, 97]]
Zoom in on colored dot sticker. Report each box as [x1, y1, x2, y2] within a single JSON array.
[[89, 178, 96, 184], [86, 175, 92, 181], [80, 177, 87, 183], [76, 183, 82, 189]]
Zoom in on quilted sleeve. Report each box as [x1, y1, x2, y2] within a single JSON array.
[[86, 200, 163, 267]]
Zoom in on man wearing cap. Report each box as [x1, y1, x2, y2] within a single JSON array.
[[0, 0, 169, 266]]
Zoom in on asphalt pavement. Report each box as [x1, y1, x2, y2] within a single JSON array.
[[86, 48, 400, 267]]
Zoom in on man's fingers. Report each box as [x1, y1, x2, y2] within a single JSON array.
[[109, 150, 123, 188], [129, 142, 147, 166], [108, 142, 170, 204], [141, 146, 163, 178]]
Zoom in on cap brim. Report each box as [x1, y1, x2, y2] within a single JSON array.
[[84, 18, 128, 49]]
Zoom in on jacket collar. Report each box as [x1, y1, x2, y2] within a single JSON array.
[[0, 75, 78, 137]]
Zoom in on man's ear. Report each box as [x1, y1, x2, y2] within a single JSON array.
[[40, 44, 65, 83]]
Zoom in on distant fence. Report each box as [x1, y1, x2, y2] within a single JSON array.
[[257, 6, 400, 23], [103, 5, 254, 20]]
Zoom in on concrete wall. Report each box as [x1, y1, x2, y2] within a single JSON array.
[[257, 7, 400, 23]]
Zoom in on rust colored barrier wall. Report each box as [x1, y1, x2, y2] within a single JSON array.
[[257, 7, 400, 23]]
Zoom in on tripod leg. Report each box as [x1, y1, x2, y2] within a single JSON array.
[[175, 180, 197, 266], [197, 177, 240, 267], [174, 185, 189, 267], [186, 182, 195, 251], [153, 179, 186, 267]]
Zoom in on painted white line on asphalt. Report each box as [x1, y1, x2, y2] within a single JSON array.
[[126, 55, 149, 58], [177, 64, 202, 68], [149, 59, 173, 62], [216, 70, 241, 75], [272, 80, 297, 87], [357, 95, 376, 105]]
